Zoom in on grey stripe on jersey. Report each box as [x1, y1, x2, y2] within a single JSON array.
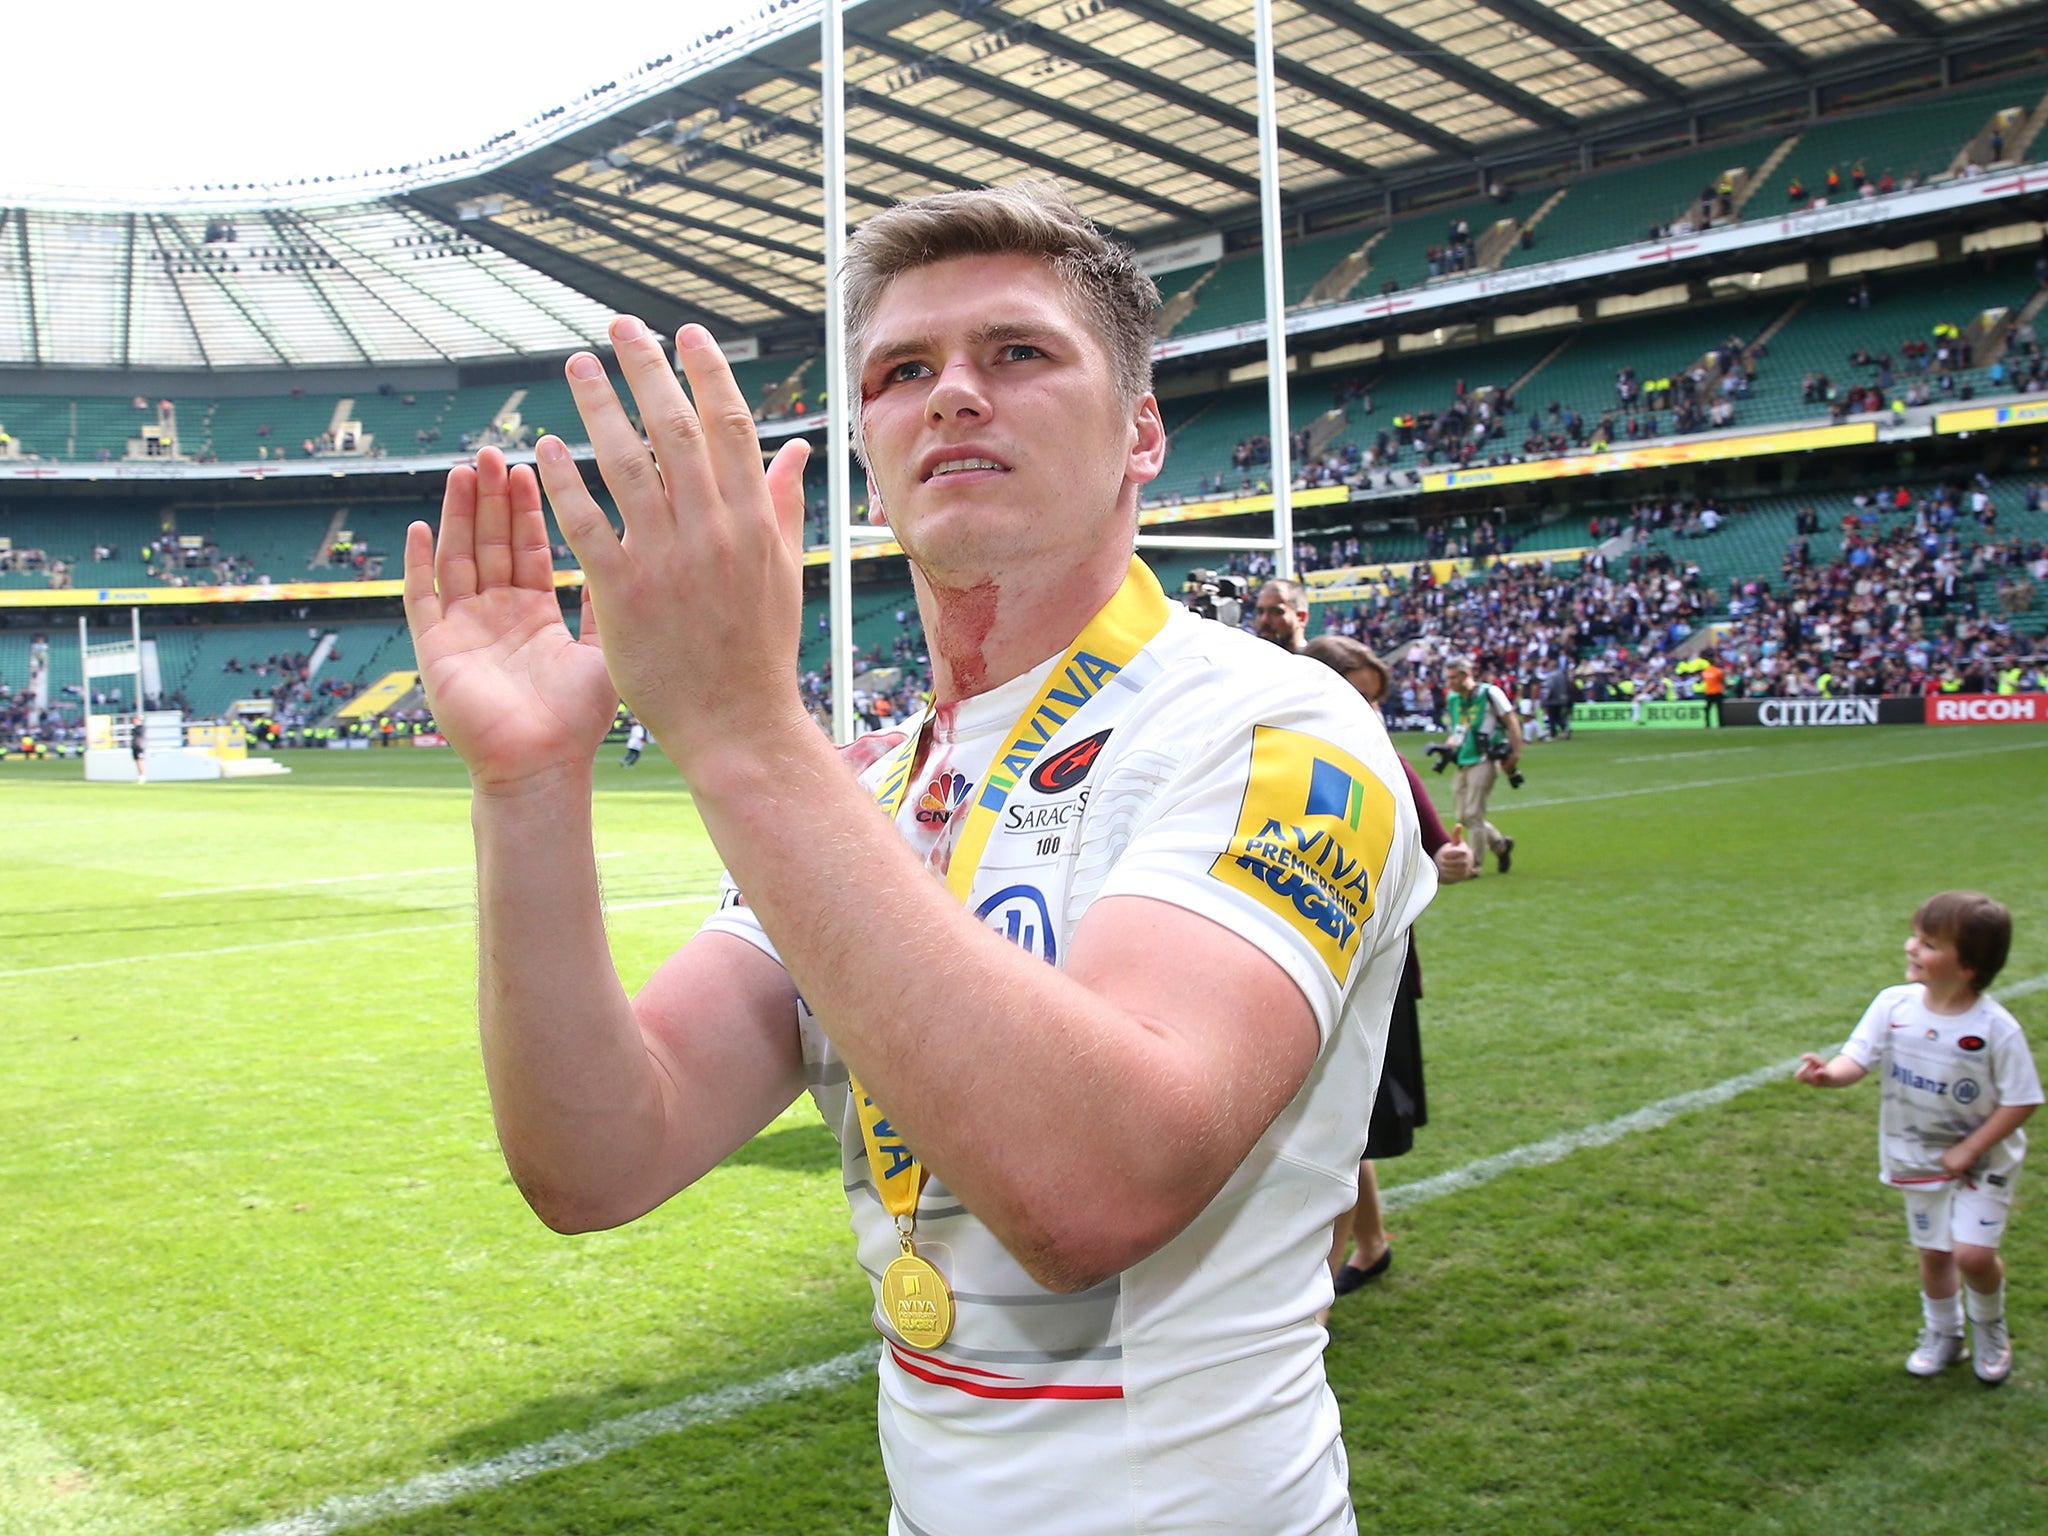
[[866, 1308, 1124, 1363], [805, 1059, 852, 1089], [857, 1261, 1121, 1311]]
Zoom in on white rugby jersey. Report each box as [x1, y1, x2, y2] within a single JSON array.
[[1840, 983, 2043, 1187], [703, 565, 1434, 1536]]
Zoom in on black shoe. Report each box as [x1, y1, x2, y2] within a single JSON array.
[[1332, 1246, 1393, 1295], [1496, 837, 1514, 875]]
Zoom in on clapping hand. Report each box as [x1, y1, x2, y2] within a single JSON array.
[[403, 448, 618, 794], [531, 319, 812, 777]]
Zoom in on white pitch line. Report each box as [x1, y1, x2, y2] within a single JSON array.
[[156, 853, 629, 900], [1610, 746, 1756, 764], [1503, 736, 2047, 811], [215, 1348, 883, 1536], [0, 893, 718, 981], [1381, 1058, 1801, 1210], [223, 1031, 1948, 1536]]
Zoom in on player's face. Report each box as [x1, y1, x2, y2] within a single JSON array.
[[1904, 927, 1970, 990], [855, 254, 1163, 574]]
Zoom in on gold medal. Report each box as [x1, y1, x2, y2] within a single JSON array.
[[850, 560, 1168, 1358], [881, 1244, 954, 1349]]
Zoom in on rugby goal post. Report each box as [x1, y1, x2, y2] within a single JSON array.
[[80, 610, 284, 780], [813, 0, 1296, 744]]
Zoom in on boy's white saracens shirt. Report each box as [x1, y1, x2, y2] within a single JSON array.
[[703, 560, 1435, 1536], [1841, 983, 2044, 1186]]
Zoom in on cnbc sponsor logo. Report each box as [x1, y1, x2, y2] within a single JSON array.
[[1210, 727, 1394, 979], [916, 770, 972, 826]]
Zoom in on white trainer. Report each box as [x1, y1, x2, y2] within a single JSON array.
[[1906, 1327, 1966, 1377], [1972, 1316, 2012, 1385]]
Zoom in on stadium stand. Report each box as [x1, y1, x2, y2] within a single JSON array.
[[1511, 140, 1774, 265], [1748, 80, 2043, 210], [1355, 190, 1551, 297]]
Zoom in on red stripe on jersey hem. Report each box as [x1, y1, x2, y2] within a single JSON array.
[[887, 1342, 1019, 1381], [887, 1344, 1124, 1401], [1889, 1175, 1957, 1186]]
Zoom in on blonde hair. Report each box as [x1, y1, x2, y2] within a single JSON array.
[[841, 182, 1157, 456]]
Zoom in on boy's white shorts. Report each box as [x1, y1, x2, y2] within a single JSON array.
[[1901, 1175, 2019, 1252]]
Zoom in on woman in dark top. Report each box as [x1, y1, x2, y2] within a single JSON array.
[[1301, 635, 1470, 1306]]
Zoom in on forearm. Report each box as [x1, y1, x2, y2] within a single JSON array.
[[1800, 1052, 1867, 1086], [685, 725, 1268, 1288], [471, 768, 665, 1230], [1954, 1103, 2037, 1164]]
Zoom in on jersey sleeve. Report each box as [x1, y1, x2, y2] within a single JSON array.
[[1989, 1009, 2046, 1108], [694, 722, 914, 969], [697, 872, 784, 965], [1840, 987, 1903, 1068], [1090, 675, 1433, 1048]]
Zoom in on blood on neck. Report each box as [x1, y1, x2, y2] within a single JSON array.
[[930, 578, 1000, 701]]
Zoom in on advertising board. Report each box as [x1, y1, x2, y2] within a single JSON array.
[[1568, 700, 1708, 731], [1925, 693, 2048, 725], [1721, 697, 1924, 727]]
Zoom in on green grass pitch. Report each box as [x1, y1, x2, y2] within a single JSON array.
[[4, 723, 2046, 1535]]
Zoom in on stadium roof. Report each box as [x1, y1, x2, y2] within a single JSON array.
[[6, 0, 2048, 371]]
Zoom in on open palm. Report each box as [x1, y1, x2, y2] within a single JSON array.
[[404, 449, 618, 789]]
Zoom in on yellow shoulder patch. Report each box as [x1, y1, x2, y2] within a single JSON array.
[[1208, 725, 1396, 981]]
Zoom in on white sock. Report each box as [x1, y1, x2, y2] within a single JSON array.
[[1964, 1284, 2006, 1327], [1924, 1290, 1964, 1334]]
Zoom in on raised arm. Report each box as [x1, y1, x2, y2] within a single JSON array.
[[1794, 1052, 1868, 1087], [404, 448, 802, 1232], [532, 320, 1402, 1291]]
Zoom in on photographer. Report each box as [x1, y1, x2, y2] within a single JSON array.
[[1302, 636, 1471, 1312], [1439, 656, 1522, 876]]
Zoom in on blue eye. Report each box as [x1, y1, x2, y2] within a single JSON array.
[[887, 360, 931, 383], [1002, 344, 1042, 361]]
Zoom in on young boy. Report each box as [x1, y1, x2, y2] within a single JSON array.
[[1796, 892, 2040, 1383]]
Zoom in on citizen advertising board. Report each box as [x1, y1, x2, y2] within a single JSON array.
[[1925, 693, 2048, 725], [1721, 697, 1923, 727]]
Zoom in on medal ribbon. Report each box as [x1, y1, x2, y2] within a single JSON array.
[[853, 554, 1172, 1227]]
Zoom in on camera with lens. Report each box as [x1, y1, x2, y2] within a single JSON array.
[[1425, 733, 1524, 788], [1488, 735, 1526, 790], [1180, 570, 1245, 627]]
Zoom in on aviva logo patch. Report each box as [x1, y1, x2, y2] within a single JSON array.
[[1210, 726, 1395, 980], [1305, 757, 1366, 830]]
